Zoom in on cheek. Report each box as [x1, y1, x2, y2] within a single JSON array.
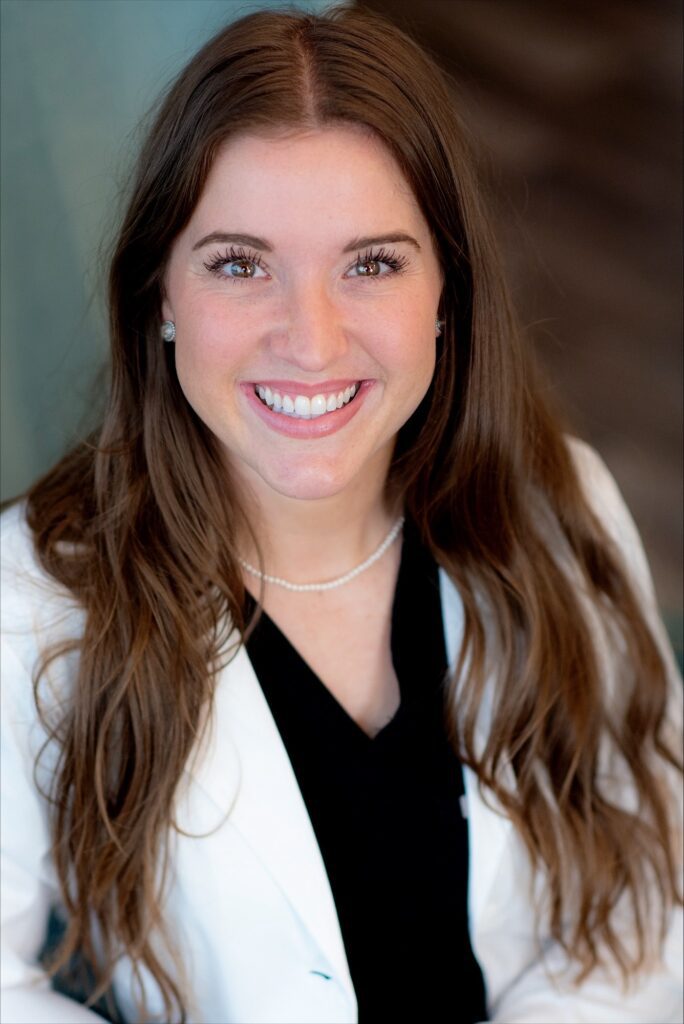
[[174, 309, 247, 391], [385, 328, 437, 390], [409, 341, 437, 406], [382, 291, 438, 373]]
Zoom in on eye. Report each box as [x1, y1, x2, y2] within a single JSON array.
[[348, 246, 409, 280], [203, 246, 268, 281], [353, 260, 382, 278]]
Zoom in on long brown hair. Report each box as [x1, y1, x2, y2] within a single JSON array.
[[22, 6, 681, 1020]]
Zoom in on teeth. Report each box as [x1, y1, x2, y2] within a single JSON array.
[[254, 383, 361, 418], [310, 394, 327, 417]]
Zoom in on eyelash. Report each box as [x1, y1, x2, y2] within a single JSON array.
[[355, 246, 409, 277], [202, 244, 409, 282], [203, 245, 266, 278]]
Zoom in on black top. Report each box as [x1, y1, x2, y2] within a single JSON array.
[[244, 519, 488, 1022]]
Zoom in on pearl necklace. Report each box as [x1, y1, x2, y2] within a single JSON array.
[[238, 516, 405, 593]]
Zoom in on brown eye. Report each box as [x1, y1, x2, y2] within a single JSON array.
[[229, 260, 255, 278], [355, 260, 381, 276], [203, 246, 267, 281]]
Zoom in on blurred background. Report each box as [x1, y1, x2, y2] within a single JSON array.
[[1, 0, 682, 649], [360, 0, 683, 652]]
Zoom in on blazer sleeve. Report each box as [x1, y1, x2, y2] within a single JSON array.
[[486, 438, 683, 1024], [1, 637, 107, 1023]]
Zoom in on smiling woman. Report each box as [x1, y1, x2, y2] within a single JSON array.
[[162, 129, 441, 505], [1, 5, 682, 1024]]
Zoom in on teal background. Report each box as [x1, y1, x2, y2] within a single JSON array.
[[0, 0, 334, 501]]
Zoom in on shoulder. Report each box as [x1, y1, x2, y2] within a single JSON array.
[[566, 434, 635, 531], [2, 500, 46, 592], [441, 435, 679, 685], [441, 435, 646, 619], [565, 434, 659, 608], [567, 434, 637, 534], [1, 500, 83, 682], [1, 500, 78, 624], [565, 436, 682, 723]]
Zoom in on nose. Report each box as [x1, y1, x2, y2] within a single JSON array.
[[268, 281, 348, 372]]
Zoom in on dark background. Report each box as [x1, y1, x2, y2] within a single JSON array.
[[359, 0, 683, 647]]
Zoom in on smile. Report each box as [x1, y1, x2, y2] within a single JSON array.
[[254, 382, 360, 419]]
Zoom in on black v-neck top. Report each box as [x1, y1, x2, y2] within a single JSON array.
[[244, 519, 488, 1022]]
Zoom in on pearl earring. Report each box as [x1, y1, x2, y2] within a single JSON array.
[[161, 320, 176, 343], [435, 317, 443, 337]]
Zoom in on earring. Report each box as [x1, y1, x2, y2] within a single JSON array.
[[435, 317, 443, 337], [161, 320, 176, 343]]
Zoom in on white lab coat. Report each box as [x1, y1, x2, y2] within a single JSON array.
[[1, 439, 682, 1024]]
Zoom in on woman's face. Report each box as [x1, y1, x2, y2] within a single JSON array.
[[162, 126, 443, 505]]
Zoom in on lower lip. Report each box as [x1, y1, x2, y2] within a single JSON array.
[[240, 381, 374, 439]]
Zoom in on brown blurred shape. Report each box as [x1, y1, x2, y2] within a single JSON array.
[[358, 0, 683, 618]]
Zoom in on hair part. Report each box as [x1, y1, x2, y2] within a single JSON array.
[[23, 6, 681, 1020]]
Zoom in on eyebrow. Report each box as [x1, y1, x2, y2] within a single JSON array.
[[343, 232, 421, 253], [191, 231, 421, 253], [193, 232, 273, 252]]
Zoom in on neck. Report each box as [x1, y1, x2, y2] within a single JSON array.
[[232, 454, 399, 586]]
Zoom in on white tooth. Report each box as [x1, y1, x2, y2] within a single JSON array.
[[310, 394, 327, 417], [336, 391, 344, 409], [264, 386, 273, 406], [350, 383, 357, 397], [326, 393, 337, 412], [282, 395, 295, 414], [294, 395, 311, 417], [343, 386, 351, 404], [257, 385, 265, 400], [272, 391, 283, 411]]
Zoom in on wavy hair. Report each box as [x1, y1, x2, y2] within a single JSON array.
[[23, 6, 681, 1021]]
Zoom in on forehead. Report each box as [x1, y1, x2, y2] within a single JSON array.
[[188, 126, 427, 241]]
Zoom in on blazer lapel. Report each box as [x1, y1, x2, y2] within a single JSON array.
[[182, 637, 355, 1003], [438, 570, 514, 929]]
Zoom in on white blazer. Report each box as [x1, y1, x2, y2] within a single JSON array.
[[1, 439, 682, 1024]]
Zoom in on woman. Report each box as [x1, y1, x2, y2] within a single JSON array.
[[1, 6, 681, 1023]]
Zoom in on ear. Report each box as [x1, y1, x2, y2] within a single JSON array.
[[161, 298, 174, 322]]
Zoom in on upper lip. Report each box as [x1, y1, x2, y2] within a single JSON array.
[[246, 378, 363, 396]]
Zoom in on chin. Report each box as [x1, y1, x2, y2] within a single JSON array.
[[257, 457, 355, 503], [265, 474, 350, 503]]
